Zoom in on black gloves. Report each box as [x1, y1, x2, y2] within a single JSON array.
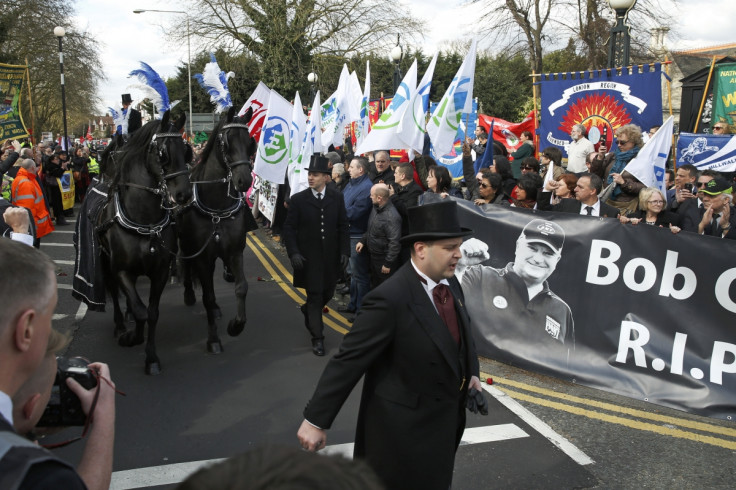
[[466, 387, 489, 416], [340, 254, 349, 271], [290, 254, 306, 270]]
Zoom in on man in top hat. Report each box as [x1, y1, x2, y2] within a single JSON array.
[[118, 94, 142, 136], [695, 177, 736, 239], [283, 154, 350, 356], [297, 200, 486, 490], [457, 219, 575, 369]]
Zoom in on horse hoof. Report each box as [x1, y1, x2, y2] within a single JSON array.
[[184, 289, 196, 306], [227, 319, 245, 337], [119, 332, 144, 347], [145, 362, 162, 376], [207, 341, 223, 354], [213, 307, 222, 319], [223, 270, 235, 283]]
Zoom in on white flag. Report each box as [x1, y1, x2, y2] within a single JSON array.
[[321, 65, 351, 148], [398, 53, 438, 152], [347, 71, 363, 122], [427, 40, 477, 156], [253, 90, 292, 184], [287, 92, 308, 194], [239, 81, 271, 141], [623, 115, 674, 197], [291, 91, 323, 196], [355, 61, 371, 147], [355, 59, 418, 155]]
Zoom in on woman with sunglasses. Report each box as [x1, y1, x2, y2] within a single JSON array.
[[712, 121, 732, 134], [619, 187, 682, 233], [473, 169, 508, 206], [599, 124, 646, 215]]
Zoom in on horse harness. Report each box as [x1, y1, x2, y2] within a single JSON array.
[[97, 131, 187, 253]]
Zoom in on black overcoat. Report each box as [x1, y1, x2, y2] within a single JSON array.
[[303, 262, 480, 490], [282, 186, 350, 292]]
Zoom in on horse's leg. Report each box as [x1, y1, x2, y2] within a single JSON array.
[[196, 256, 223, 354], [116, 271, 147, 347], [182, 259, 196, 306], [143, 264, 169, 375], [226, 251, 248, 337], [102, 260, 125, 337]]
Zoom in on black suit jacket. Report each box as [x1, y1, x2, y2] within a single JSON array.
[[127, 108, 142, 134], [679, 199, 736, 238], [303, 262, 479, 490], [537, 191, 620, 218], [283, 186, 349, 292]]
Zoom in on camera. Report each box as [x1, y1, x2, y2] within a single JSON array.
[[37, 357, 97, 427], [685, 183, 697, 194]]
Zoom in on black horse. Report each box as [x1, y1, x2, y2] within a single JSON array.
[[177, 106, 258, 353], [97, 111, 193, 375]]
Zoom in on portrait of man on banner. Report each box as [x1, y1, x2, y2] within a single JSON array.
[[539, 65, 663, 160], [456, 217, 575, 369]]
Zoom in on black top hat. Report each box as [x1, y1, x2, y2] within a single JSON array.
[[121, 94, 133, 105], [400, 200, 473, 244], [306, 154, 331, 174]]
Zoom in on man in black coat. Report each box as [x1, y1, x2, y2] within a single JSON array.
[[283, 155, 350, 356], [119, 93, 142, 136], [537, 173, 619, 218], [688, 177, 736, 239], [297, 200, 486, 490]]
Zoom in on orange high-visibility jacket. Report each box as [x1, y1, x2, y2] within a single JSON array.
[[11, 167, 54, 238]]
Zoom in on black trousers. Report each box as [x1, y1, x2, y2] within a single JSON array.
[[305, 285, 335, 340], [368, 254, 394, 289], [45, 181, 64, 219]]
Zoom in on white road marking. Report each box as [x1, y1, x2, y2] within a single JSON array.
[[52, 230, 75, 234], [55, 260, 75, 265], [109, 423, 530, 489], [52, 314, 68, 320], [482, 383, 595, 466], [41, 242, 74, 247], [57, 284, 72, 290], [75, 302, 88, 321]]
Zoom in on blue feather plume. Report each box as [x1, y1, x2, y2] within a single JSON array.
[[193, 53, 233, 114], [108, 107, 123, 127], [128, 61, 171, 115]]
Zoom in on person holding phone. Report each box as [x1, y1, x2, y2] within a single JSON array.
[[666, 164, 698, 210]]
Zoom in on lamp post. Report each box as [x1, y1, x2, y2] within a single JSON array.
[[607, 0, 638, 69], [133, 9, 193, 137], [307, 71, 318, 103], [54, 26, 69, 150], [390, 34, 403, 96]]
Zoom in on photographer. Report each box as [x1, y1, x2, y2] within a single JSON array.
[[0, 239, 116, 490]]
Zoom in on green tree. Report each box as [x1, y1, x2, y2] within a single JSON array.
[[542, 38, 589, 73], [0, 0, 102, 141]]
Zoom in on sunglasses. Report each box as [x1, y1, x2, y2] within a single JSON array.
[[697, 182, 706, 187], [616, 138, 630, 145], [521, 165, 533, 170], [479, 182, 491, 189], [714, 126, 724, 130]]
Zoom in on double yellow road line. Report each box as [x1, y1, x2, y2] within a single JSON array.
[[247, 232, 352, 335], [248, 231, 735, 450]]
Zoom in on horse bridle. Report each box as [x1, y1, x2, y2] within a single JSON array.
[[189, 122, 252, 187]]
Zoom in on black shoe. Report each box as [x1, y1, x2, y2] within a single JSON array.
[[337, 305, 355, 313], [311, 338, 325, 356], [300, 304, 310, 332], [64, 209, 74, 217]]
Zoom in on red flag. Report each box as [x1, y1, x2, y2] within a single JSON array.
[[86, 126, 93, 141], [479, 110, 535, 153]]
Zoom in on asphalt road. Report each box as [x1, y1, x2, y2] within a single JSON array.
[[39, 215, 736, 489]]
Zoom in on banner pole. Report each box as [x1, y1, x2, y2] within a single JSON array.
[[24, 59, 35, 145], [694, 56, 717, 133], [664, 55, 677, 170], [531, 72, 540, 157]]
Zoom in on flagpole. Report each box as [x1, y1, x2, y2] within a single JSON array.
[[24, 58, 35, 145], [532, 72, 540, 157], [694, 56, 717, 133]]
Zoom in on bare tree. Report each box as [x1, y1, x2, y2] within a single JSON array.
[[170, 0, 424, 95], [1, 0, 102, 141]]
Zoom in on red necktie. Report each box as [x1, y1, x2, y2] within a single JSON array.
[[432, 284, 460, 345]]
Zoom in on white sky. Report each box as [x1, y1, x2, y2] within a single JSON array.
[[74, 0, 735, 113]]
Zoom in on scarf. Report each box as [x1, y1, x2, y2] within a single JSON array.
[[607, 147, 640, 198]]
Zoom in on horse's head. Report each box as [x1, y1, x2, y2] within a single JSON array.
[[217, 106, 256, 192], [152, 110, 193, 205]]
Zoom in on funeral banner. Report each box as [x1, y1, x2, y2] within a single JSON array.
[[428, 193, 736, 420], [0, 63, 29, 143], [712, 62, 736, 127], [676, 132, 736, 172], [539, 64, 663, 157]]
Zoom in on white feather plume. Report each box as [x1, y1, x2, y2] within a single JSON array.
[[193, 53, 233, 114]]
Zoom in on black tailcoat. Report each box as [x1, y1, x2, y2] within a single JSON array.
[[303, 262, 480, 490], [283, 186, 350, 292]]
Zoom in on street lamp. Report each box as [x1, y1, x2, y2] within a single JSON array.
[[54, 26, 69, 150], [307, 71, 318, 103], [133, 9, 193, 137], [607, 0, 638, 69], [390, 34, 403, 96]]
